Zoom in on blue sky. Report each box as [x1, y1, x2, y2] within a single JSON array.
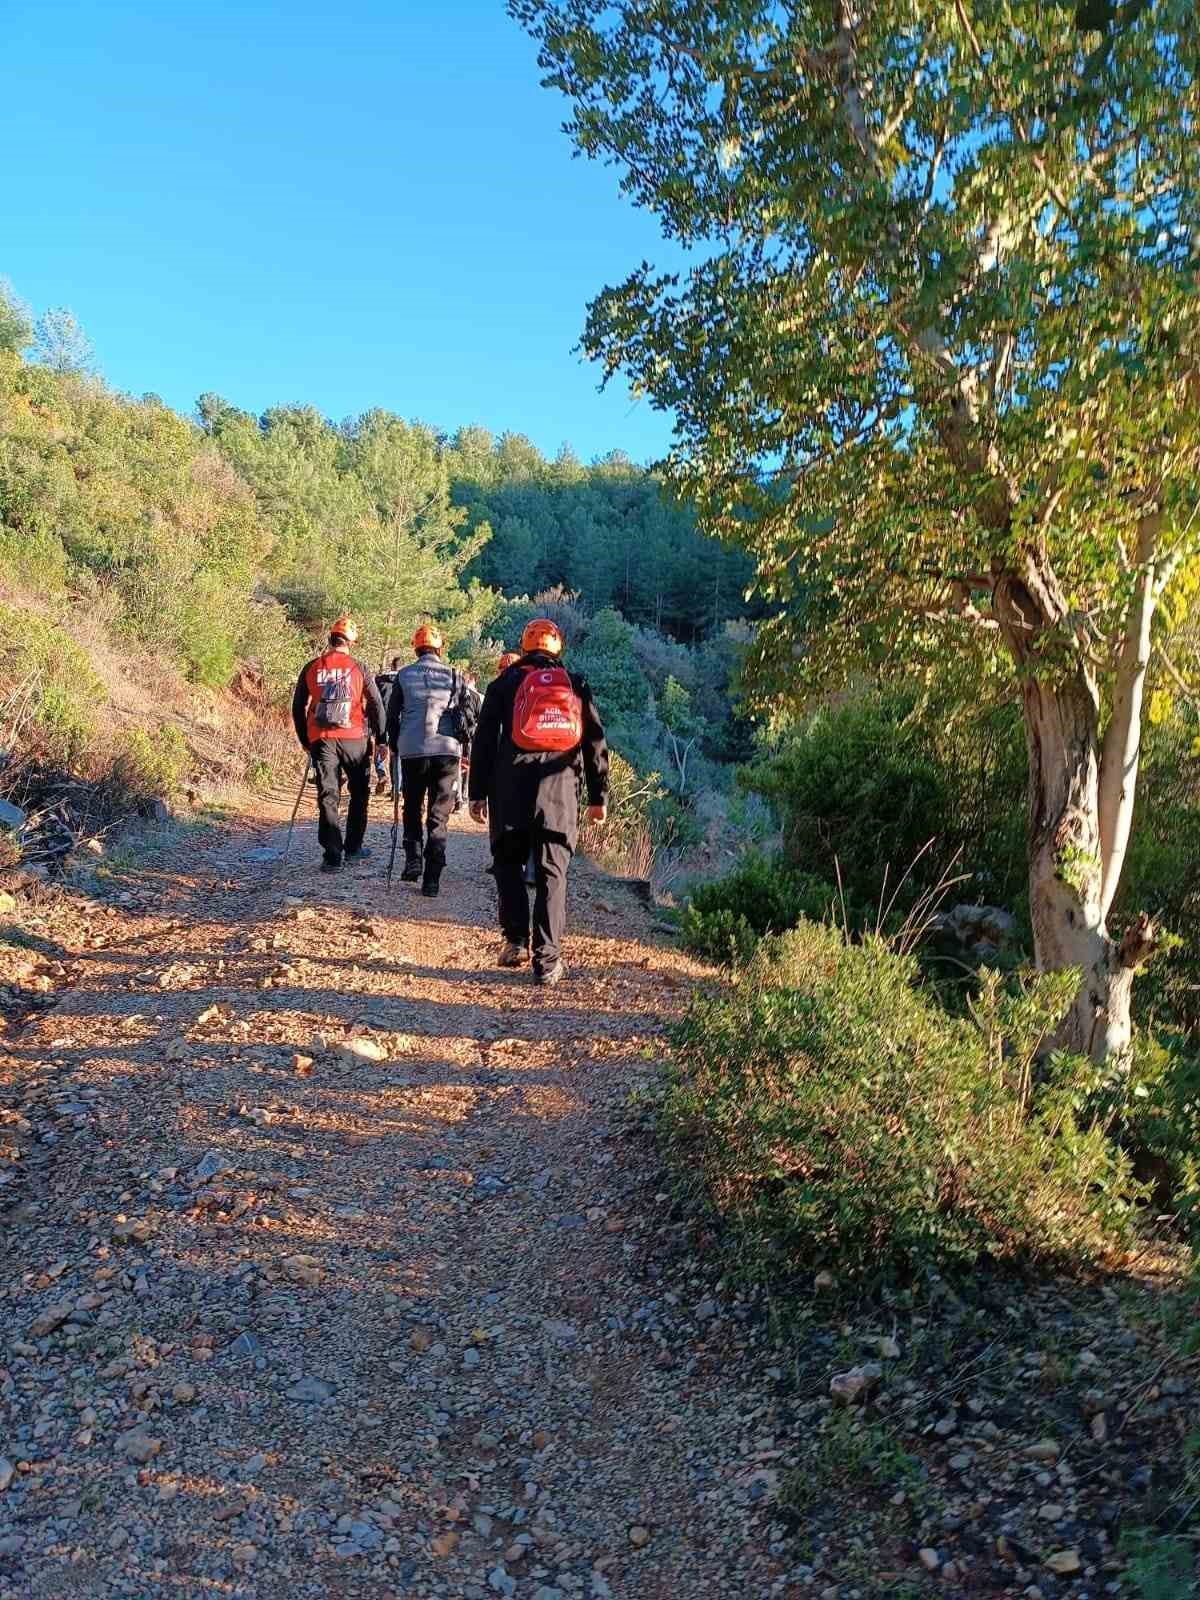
[[1, 0, 680, 464]]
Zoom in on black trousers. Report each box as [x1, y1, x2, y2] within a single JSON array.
[[400, 755, 459, 870], [311, 738, 370, 862], [493, 826, 573, 971]]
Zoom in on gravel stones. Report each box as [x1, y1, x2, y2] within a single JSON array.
[[29, 1300, 73, 1337], [116, 1426, 162, 1463], [285, 1376, 334, 1404]]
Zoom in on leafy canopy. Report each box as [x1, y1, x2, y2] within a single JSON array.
[[513, 0, 1200, 700]]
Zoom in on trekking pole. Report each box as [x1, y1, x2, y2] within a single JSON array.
[[386, 782, 400, 889], [283, 755, 312, 863]]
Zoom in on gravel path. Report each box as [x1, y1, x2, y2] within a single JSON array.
[[1, 801, 796, 1599]]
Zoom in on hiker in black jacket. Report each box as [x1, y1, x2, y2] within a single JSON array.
[[468, 618, 608, 986]]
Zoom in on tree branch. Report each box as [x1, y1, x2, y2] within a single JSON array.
[[1098, 519, 1158, 918]]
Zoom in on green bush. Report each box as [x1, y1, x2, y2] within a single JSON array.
[[0, 602, 103, 769], [680, 851, 842, 963], [663, 922, 1141, 1281], [742, 689, 1028, 921], [111, 724, 191, 803], [1117, 709, 1200, 1040], [1093, 1029, 1200, 1242]]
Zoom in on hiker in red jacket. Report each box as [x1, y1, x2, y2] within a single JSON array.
[[291, 617, 386, 872], [468, 618, 608, 985]]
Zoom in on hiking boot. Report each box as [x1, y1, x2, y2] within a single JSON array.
[[400, 848, 422, 882], [497, 940, 528, 968], [345, 845, 372, 860], [321, 854, 342, 873], [374, 774, 388, 796], [421, 871, 442, 899], [533, 959, 566, 987]]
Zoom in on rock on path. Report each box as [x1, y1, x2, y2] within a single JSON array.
[[0, 800, 797, 1599]]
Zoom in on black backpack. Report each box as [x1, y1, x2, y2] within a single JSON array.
[[445, 671, 479, 747]]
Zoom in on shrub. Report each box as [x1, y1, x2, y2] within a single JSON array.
[[111, 724, 191, 804], [0, 603, 103, 770], [1093, 1029, 1200, 1242], [579, 750, 669, 878], [1117, 709, 1200, 1041], [663, 922, 1141, 1282], [742, 689, 1028, 921], [680, 851, 841, 963]]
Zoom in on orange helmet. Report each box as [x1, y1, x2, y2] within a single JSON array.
[[329, 615, 358, 644], [496, 650, 520, 674], [520, 618, 563, 656], [412, 622, 443, 653]]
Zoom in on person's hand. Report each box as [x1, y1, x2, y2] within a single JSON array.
[[586, 804, 608, 825], [469, 800, 488, 825]]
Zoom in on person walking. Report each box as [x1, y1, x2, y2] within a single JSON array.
[[453, 671, 484, 814], [468, 618, 608, 986], [386, 624, 475, 897], [291, 617, 386, 872], [372, 655, 404, 795]]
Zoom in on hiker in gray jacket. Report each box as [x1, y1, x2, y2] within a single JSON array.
[[385, 624, 475, 897]]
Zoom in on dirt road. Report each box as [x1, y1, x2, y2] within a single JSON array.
[[0, 800, 795, 1599]]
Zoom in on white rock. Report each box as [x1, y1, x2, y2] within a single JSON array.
[[338, 1037, 387, 1063], [918, 1547, 941, 1572], [0, 1458, 13, 1492], [1044, 1549, 1082, 1575], [1024, 1438, 1061, 1462]]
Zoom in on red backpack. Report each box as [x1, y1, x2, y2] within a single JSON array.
[[511, 665, 583, 753]]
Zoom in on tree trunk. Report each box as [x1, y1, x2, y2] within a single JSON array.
[[1021, 671, 1153, 1061], [995, 566, 1156, 1065]]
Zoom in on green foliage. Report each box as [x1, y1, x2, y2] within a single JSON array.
[[33, 307, 94, 375], [112, 725, 191, 803], [0, 280, 32, 355], [664, 922, 1142, 1281], [680, 852, 841, 964], [579, 749, 673, 876], [515, 0, 1200, 702], [780, 1414, 922, 1518], [244, 757, 274, 791], [495, 590, 748, 811], [1118, 1529, 1195, 1600], [202, 400, 498, 661], [0, 602, 103, 767], [571, 607, 651, 742], [744, 689, 1028, 919], [515, 0, 1200, 1058], [1118, 707, 1200, 1037], [0, 352, 276, 690], [1092, 1030, 1200, 1242], [447, 427, 753, 639]]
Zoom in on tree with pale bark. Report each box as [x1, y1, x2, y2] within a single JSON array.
[[512, 0, 1200, 1061]]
